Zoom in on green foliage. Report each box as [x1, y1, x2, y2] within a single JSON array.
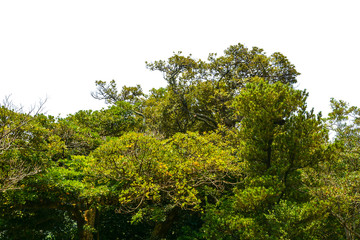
[[303, 99, 360, 239], [2, 43, 359, 239], [92, 80, 145, 105], [66, 101, 143, 138], [91, 131, 241, 213], [201, 198, 263, 240], [0, 105, 64, 192], [145, 43, 300, 136], [264, 200, 329, 240], [200, 79, 330, 239], [0, 209, 77, 240]]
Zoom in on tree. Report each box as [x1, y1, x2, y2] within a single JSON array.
[[1, 155, 111, 240], [145, 43, 300, 136], [4, 42, 352, 239], [66, 101, 144, 138], [91, 80, 146, 128], [304, 99, 360, 240], [201, 79, 329, 239], [90, 131, 242, 239], [0, 97, 60, 192], [91, 80, 145, 105]]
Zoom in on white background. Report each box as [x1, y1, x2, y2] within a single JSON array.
[[1, 0, 359, 117]]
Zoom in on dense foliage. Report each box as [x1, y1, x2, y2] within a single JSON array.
[[1, 43, 359, 239]]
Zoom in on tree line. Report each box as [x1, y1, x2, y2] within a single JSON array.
[[1, 43, 359, 240]]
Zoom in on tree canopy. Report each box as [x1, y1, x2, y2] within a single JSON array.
[[1, 43, 359, 240]]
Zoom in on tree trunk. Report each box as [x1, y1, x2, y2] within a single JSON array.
[[74, 208, 98, 240], [150, 207, 179, 240], [82, 208, 97, 240]]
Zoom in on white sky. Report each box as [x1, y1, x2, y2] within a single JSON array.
[[1, 0, 359, 117]]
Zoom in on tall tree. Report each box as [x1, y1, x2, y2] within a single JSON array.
[[145, 43, 300, 136], [201, 79, 329, 239]]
